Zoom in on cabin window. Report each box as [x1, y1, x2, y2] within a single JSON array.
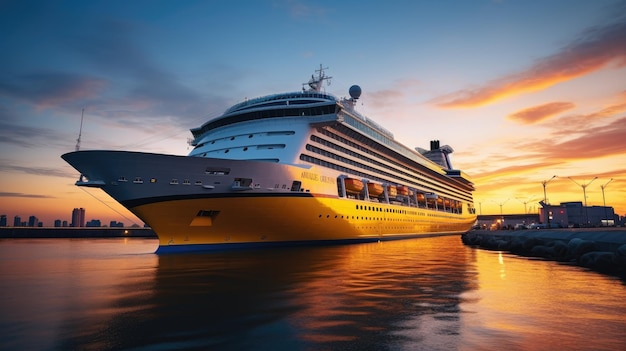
[[170, 179, 179, 185], [150, 178, 157, 183]]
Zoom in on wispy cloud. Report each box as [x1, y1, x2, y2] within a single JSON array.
[[279, 0, 330, 19], [508, 102, 575, 124], [0, 121, 67, 148], [0, 192, 54, 199], [541, 117, 626, 159], [0, 73, 106, 110], [0, 162, 74, 178], [434, 18, 626, 108], [549, 100, 626, 133]]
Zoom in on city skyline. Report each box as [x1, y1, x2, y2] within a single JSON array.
[[1, 208, 127, 228], [1, 1, 625, 225]]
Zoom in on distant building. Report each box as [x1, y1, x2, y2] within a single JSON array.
[[539, 201, 616, 227], [71, 208, 85, 227], [28, 215, 38, 227], [86, 219, 101, 227], [54, 219, 62, 227], [13, 215, 21, 227], [0, 215, 6, 227], [110, 220, 124, 228], [62, 220, 68, 227]]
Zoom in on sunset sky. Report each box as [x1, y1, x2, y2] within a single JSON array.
[[1, 0, 625, 226]]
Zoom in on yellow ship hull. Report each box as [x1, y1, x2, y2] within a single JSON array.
[[130, 194, 476, 253]]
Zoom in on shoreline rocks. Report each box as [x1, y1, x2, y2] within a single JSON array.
[[462, 228, 626, 277]]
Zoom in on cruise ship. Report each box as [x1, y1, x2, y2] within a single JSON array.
[[62, 66, 477, 253]]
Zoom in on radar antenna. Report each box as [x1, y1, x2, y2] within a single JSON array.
[[75, 108, 84, 151]]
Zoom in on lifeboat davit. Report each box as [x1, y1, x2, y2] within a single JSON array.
[[345, 178, 364, 194]]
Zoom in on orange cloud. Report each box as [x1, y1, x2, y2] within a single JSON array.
[[526, 117, 626, 160], [508, 102, 575, 124], [548, 100, 626, 133], [434, 20, 626, 108]]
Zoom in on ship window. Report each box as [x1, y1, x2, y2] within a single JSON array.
[[118, 176, 128, 182], [170, 179, 179, 185], [133, 177, 143, 184], [249, 134, 253, 138], [150, 178, 157, 183], [243, 147, 248, 151], [183, 179, 191, 185], [230, 137, 235, 140], [290, 180, 301, 192], [195, 181, 202, 186], [225, 149, 229, 153], [197, 210, 219, 217]]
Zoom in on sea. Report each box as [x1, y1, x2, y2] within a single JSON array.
[[1, 235, 625, 351]]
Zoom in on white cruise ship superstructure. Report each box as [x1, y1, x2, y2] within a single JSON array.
[[62, 66, 477, 252]]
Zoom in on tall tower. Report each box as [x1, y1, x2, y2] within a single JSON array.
[[71, 208, 85, 227]]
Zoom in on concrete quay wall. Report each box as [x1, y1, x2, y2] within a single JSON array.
[[461, 228, 626, 276]]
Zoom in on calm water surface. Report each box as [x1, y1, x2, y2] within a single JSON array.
[[1, 236, 624, 350]]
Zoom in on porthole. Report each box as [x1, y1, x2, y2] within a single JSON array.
[[243, 147, 248, 151], [225, 149, 229, 153]]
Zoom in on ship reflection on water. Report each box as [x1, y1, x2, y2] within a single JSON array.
[[1, 236, 625, 350]]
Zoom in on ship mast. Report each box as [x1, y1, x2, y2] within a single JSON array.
[[303, 64, 332, 92], [75, 108, 84, 151]]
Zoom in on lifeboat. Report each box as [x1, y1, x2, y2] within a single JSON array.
[[416, 193, 425, 202], [387, 185, 397, 198], [344, 178, 364, 194], [367, 183, 384, 197], [397, 185, 409, 196]]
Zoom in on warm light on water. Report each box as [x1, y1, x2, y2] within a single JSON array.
[[1, 236, 624, 350]]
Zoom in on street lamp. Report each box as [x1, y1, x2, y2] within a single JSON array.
[[600, 178, 614, 226], [541, 175, 557, 204], [568, 176, 598, 226]]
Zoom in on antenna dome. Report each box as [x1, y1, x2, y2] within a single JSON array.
[[349, 85, 362, 99]]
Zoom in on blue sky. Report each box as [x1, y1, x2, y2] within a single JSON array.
[[1, 0, 625, 225]]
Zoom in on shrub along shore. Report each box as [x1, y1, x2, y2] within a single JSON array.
[[461, 228, 626, 277]]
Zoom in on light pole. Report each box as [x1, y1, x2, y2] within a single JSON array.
[[492, 199, 510, 229], [542, 175, 557, 204], [516, 197, 536, 225], [541, 175, 557, 228], [600, 178, 613, 226], [568, 176, 597, 226]]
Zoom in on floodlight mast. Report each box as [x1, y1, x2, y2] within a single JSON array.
[[542, 175, 557, 204], [568, 176, 598, 226], [600, 178, 614, 226]]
